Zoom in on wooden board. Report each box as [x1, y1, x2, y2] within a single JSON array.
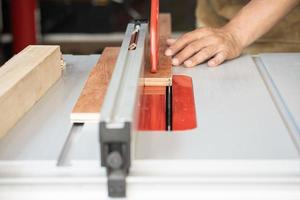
[[0, 45, 62, 138], [144, 13, 172, 86], [71, 47, 119, 123]]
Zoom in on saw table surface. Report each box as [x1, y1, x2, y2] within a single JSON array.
[[0, 54, 299, 161], [0, 53, 300, 199]]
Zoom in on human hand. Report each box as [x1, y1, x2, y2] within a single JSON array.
[[165, 27, 243, 67]]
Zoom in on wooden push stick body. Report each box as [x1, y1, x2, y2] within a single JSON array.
[[0, 45, 62, 138], [144, 13, 172, 86], [71, 48, 119, 123]]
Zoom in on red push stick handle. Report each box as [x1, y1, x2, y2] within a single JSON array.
[[150, 0, 159, 73]]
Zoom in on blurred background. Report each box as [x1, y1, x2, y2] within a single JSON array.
[[0, 0, 196, 64], [0, 0, 299, 65]]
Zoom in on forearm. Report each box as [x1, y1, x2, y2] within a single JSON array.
[[223, 0, 300, 48], [166, 0, 300, 67]]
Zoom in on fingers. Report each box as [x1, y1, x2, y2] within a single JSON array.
[[208, 52, 227, 67], [165, 27, 243, 68], [166, 38, 176, 45], [165, 29, 207, 56], [183, 46, 217, 67], [172, 39, 210, 66]]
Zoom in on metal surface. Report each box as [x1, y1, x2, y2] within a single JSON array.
[[99, 21, 148, 197], [135, 55, 300, 159], [0, 54, 299, 161], [255, 55, 300, 153], [99, 23, 147, 125], [0, 54, 299, 199], [57, 123, 84, 166], [259, 54, 300, 131]]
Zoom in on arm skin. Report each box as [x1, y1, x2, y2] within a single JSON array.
[[165, 0, 300, 67]]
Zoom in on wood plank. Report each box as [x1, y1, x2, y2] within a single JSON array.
[[144, 13, 172, 86], [0, 45, 62, 138], [71, 47, 119, 123]]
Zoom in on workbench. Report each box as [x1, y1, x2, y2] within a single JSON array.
[[0, 53, 300, 200]]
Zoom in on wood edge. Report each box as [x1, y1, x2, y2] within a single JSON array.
[[70, 113, 101, 123], [70, 47, 120, 117], [143, 78, 172, 87]]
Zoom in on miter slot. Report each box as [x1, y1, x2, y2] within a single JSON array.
[[57, 123, 84, 166]]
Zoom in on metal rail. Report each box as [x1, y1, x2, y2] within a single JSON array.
[[99, 20, 148, 197]]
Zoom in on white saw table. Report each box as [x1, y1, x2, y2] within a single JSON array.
[[0, 53, 300, 200]]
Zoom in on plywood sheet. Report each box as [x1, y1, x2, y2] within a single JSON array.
[[71, 47, 119, 123], [0, 45, 62, 138], [144, 13, 172, 86]]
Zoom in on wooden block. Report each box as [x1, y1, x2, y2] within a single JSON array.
[[144, 13, 172, 86], [71, 47, 119, 123], [0, 45, 62, 138]]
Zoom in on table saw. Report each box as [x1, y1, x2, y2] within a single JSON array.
[[0, 50, 300, 199], [1, 4, 300, 199]]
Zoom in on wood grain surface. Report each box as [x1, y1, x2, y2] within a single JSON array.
[[0, 45, 62, 138], [71, 47, 119, 122], [144, 13, 172, 86]]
